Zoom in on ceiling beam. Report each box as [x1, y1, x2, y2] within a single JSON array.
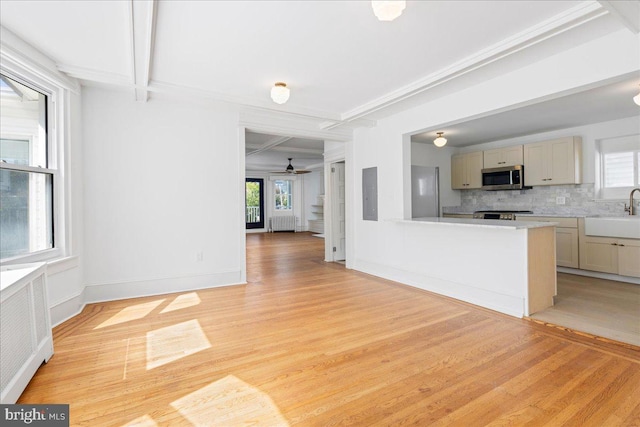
[[245, 145, 323, 155], [598, 1, 640, 34], [129, 0, 157, 102], [245, 135, 293, 157]]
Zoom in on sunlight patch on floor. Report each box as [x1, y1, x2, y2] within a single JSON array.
[[160, 292, 201, 314], [94, 299, 166, 329], [170, 375, 289, 426], [121, 414, 158, 427], [146, 319, 211, 370]]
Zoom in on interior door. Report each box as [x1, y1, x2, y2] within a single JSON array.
[[246, 178, 264, 229], [331, 162, 346, 261]]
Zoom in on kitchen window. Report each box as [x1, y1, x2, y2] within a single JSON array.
[[0, 74, 54, 260], [599, 135, 640, 199]]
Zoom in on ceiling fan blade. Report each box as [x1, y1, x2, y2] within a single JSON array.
[[294, 170, 312, 174]]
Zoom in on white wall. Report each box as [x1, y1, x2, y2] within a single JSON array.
[[350, 28, 640, 302], [82, 87, 244, 301]]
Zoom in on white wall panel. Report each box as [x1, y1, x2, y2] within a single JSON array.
[[82, 87, 243, 297]]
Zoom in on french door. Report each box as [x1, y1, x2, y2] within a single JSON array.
[[245, 178, 265, 229]]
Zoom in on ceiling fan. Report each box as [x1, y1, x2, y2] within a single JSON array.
[[271, 158, 311, 175]]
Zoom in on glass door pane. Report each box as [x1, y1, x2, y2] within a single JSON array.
[[246, 178, 264, 229]]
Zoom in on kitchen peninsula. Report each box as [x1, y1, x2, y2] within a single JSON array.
[[387, 217, 557, 318]]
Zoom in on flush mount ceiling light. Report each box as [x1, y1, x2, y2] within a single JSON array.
[[634, 85, 640, 106], [372, 1, 406, 21], [433, 132, 447, 148], [270, 82, 290, 104]]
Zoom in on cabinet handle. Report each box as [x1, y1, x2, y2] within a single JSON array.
[[619, 244, 625, 247], [611, 243, 618, 246]]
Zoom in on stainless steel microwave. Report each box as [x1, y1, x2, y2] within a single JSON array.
[[481, 165, 527, 190]]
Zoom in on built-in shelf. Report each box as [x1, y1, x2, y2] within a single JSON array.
[[309, 195, 324, 234]]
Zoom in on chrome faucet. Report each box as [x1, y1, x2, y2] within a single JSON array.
[[625, 188, 640, 215]]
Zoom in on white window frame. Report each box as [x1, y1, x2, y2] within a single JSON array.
[[273, 178, 293, 211], [0, 66, 66, 264], [597, 135, 640, 200]]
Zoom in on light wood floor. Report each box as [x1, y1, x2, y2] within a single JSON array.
[[532, 273, 640, 346], [20, 232, 640, 426]]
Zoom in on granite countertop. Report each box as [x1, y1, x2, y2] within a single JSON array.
[[391, 217, 557, 230]]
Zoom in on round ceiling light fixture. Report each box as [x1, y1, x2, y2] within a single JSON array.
[[433, 132, 447, 148], [634, 84, 640, 106], [372, 1, 406, 22], [270, 82, 290, 104]]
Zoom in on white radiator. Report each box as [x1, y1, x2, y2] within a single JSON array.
[[270, 216, 296, 232], [1, 263, 53, 403]]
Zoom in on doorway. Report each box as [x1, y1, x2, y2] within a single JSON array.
[[330, 161, 346, 261], [245, 178, 264, 229]]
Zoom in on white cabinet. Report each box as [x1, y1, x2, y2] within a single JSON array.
[[523, 137, 582, 186], [451, 151, 483, 190], [1, 263, 53, 403], [483, 145, 523, 168]]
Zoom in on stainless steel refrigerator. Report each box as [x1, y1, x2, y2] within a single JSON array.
[[411, 166, 440, 218]]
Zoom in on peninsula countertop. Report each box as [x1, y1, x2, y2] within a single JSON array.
[[390, 217, 557, 230]]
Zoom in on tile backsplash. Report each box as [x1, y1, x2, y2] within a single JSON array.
[[444, 184, 634, 216]]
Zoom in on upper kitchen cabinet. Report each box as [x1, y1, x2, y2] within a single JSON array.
[[483, 145, 523, 168], [524, 137, 582, 186], [451, 151, 483, 189]]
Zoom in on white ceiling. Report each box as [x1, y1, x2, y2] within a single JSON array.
[[1, 1, 638, 162], [245, 131, 324, 172]]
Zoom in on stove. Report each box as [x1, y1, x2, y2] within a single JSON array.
[[472, 210, 533, 220]]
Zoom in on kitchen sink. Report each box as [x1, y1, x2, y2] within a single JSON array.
[[584, 216, 640, 239]]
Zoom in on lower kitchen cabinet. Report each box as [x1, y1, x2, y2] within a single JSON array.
[[516, 216, 579, 268], [578, 219, 640, 278], [556, 227, 579, 268], [618, 239, 640, 277], [579, 234, 618, 274]]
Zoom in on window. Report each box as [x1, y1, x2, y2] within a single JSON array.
[[599, 135, 640, 199], [274, 179, 292, 211], [0, 74, 54, 260]]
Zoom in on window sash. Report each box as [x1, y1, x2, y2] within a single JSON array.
[[1, 71, 56, 261]]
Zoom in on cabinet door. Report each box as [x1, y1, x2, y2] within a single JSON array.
[[579, 235, 618, 274], [556, 227, 579, 268], [451, 154, 465, 189], [466, 151, 484, 189], [618, 239, 640, 278], [483, 149, 504, 168], [523, 142, 547, 186], [548, 138, 576, 185], [503, 145, 524, 167]]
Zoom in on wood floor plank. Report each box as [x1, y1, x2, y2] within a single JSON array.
[[17, 232, 640, 426]]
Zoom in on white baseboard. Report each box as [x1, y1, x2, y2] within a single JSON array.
[[84, 270, 245, 304], [353, 258, 525, 318], [50, 289, 86, 328]]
